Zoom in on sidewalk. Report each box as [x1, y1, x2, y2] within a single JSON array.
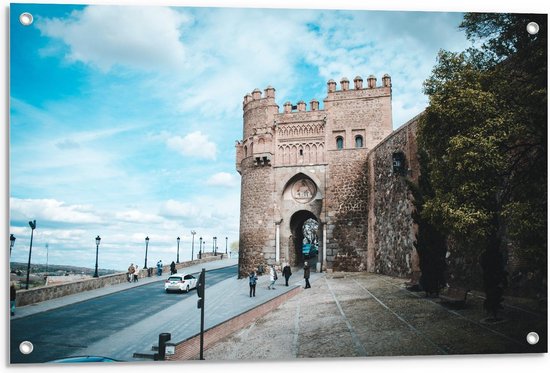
[[67, 262, 322, 361]]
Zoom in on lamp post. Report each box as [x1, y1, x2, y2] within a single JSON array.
[[191, 231, 196, 260], [225, 236, 228, 255], [9, 234, 15, 256], [144, 236, 150, 269], [45, 243, 49, 273], [199, 237, 202, 259], [213, 237, 217, 255], [93, 236, 101, 278], [25, 220, 36, 290], [177, 237, 180, 263]]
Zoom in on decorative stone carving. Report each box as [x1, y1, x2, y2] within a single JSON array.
[[291, 179, 316, 203]]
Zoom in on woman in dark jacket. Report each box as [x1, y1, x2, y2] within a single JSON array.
[[282, 263, 292, 286]]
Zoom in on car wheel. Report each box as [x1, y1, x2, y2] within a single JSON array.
[[185, 285, 190, 293]]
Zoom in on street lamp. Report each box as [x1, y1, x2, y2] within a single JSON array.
[[9, 234, 15, 256], [199, 237, 202, 259], [177, 237, 180, 263], [191, 231, 196, 260], [213, 237, 217, 255], [144, 236, 150, 269], [93, 236, 101, 278], [225, 236, 228, 255], [25, 220, 36, 290]]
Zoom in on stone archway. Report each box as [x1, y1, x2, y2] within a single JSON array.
[[289, 210, 320, 268]]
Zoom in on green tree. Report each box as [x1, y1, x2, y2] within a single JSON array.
[[419, 13, 546, 318], [407, 150, 447, 297]]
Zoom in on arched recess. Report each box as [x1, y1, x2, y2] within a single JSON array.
[[289, 210, 319, 267]]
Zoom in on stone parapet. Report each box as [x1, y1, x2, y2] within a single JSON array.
[[15, 255, 221, 307]]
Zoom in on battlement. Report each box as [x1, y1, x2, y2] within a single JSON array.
[[243, 74, 391, 115], [243, 86, 276, 107], [327, 74, 391, 92]]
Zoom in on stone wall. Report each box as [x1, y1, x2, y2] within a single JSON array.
[[325, 148, 370, 271], [238, 156, 275, 276], [15, 255, 221, 307], [366, 116, 420, 278]]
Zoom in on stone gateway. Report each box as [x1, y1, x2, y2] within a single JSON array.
[[236, 75, 421, 278]]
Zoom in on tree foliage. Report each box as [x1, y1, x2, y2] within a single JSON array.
[[418, 13, 547, 314]]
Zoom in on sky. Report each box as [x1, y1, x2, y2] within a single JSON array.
[[8, 3, 472, 271]]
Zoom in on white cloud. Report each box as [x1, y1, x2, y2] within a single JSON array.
[[166, 131, 217, 160], [206, 172, 239, 187], [37, 6, 189, 72], [10, 198, 102, 224], [114, 209, 164, 224], [159, 199, 199, 218]]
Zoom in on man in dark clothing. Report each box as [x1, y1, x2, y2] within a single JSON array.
[[303, 262, 311, 289], [249, 271, 258, 297], [170, 261, 177, 275], [282, 263, 292, 286]]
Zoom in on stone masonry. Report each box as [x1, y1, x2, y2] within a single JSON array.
[[235, 75, 419, 277]]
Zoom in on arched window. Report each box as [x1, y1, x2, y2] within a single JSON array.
[[336, 136, 344, 150], [244, 146, 248, 157], [355, 135, 363, 148]]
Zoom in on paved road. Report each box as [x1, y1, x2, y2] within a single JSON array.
[[10, 266, 237, 364]]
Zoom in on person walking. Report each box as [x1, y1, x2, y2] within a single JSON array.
[[303, 261, 311, 289], [127, 263, 135, 282], [282, 263, 292, 286], [10, 282, 16, 316], [170, 261, 177, 275], [268, 264, 277, 290], [157, 260, 163, 276], [249, 271, 258, 297], [133, 265, 139, 282]]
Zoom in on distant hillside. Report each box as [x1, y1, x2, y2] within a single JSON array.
[[9, 262, 119, 276]]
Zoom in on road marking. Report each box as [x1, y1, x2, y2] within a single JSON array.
[[377, 277, 526, 348], [324, 278, 368, 356], [352, 278, 449, 355]]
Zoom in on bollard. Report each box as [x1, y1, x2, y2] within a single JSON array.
[[154, 333, 171, 361]]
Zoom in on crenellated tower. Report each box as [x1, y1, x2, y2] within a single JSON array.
[[236, 74, 393, 276]]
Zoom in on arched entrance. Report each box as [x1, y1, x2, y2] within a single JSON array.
[[289, 210, 320, 268]]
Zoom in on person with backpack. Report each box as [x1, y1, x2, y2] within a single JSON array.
[[249, 271, 258, 297], [268, 264, 277, 290]]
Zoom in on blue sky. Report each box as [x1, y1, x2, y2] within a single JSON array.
[[9, 3, 471, 271]]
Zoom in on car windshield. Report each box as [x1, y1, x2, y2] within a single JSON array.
[[168, 277, 182, 281]]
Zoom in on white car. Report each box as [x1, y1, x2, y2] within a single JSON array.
[[164, 273, 197, 293]]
